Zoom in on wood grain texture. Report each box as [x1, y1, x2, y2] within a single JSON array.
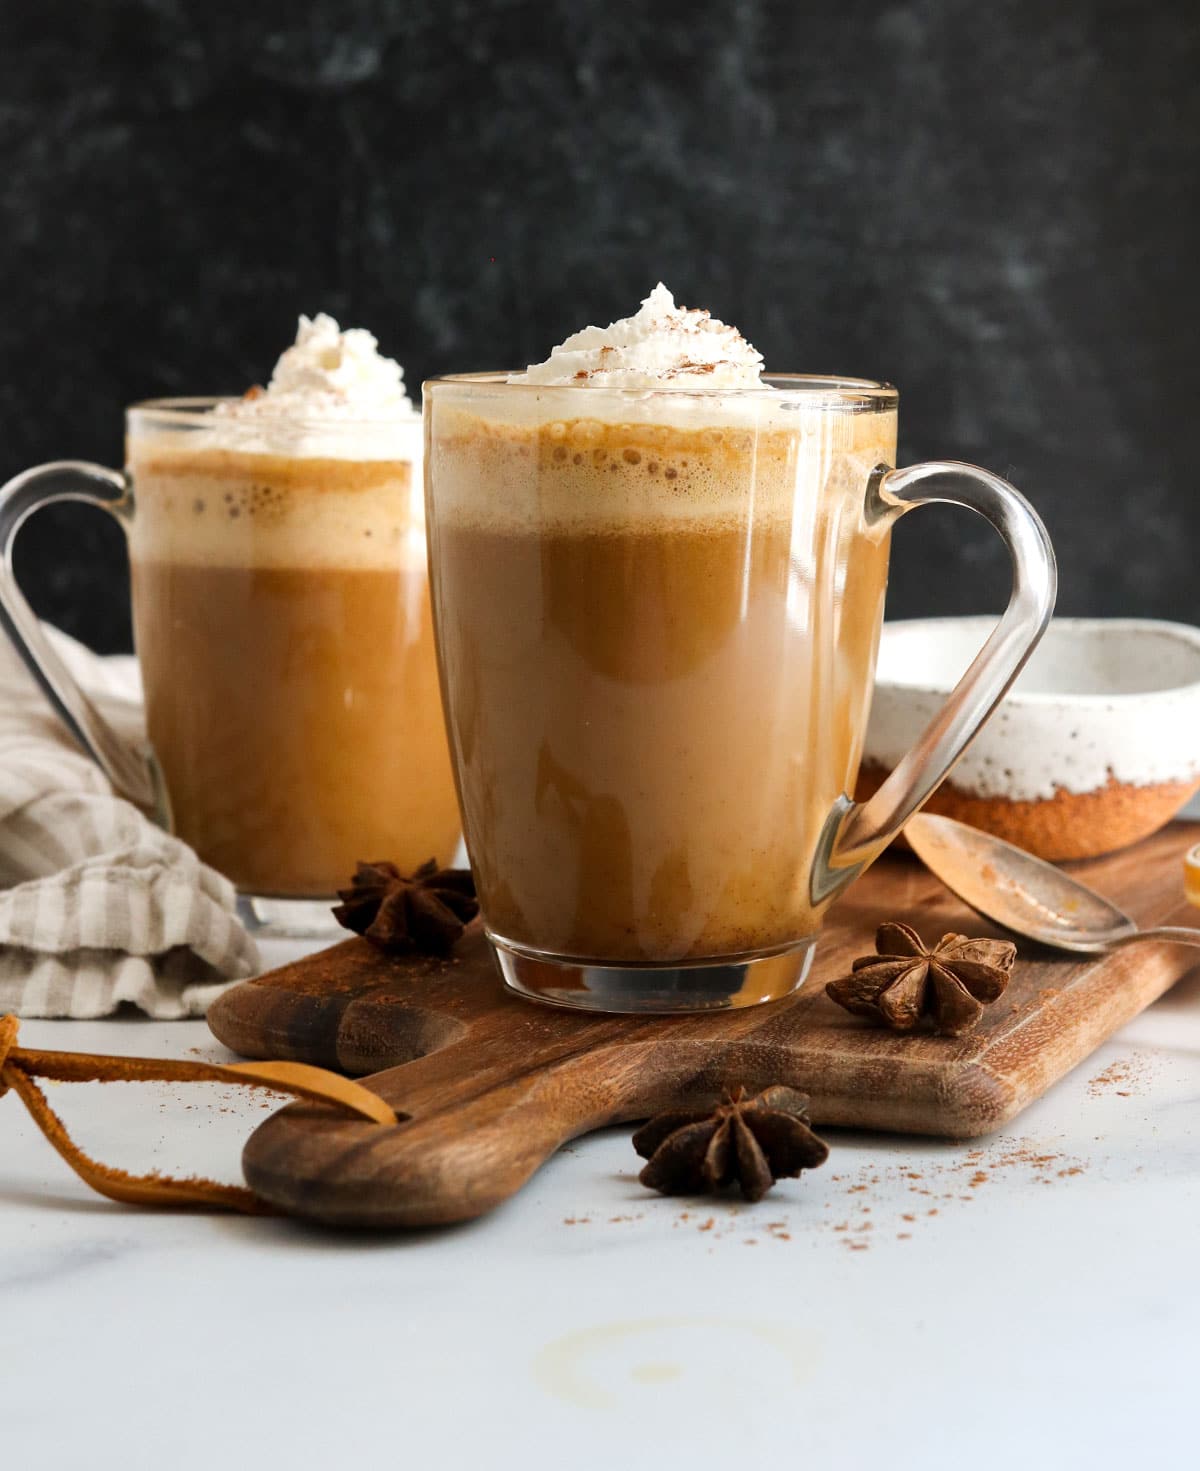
[[209, 824, 1199, 1227]]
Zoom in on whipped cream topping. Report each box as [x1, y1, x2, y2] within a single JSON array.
[[509, 284, 767, 392], [206, 314, 420, 459], [222, 313, 418, 420]]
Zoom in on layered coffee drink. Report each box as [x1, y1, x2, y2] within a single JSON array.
[[127, 316, 460, 897], [427, 287, 897, 981]]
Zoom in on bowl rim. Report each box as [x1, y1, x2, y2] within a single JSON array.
[[874, 616, 1200, 706]]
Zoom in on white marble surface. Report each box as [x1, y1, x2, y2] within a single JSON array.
[[4, 930, 1200, 1471]]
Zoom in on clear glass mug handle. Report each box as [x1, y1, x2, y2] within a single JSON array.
[[811, 459, 1057, 905], [0, 461, 170, 824]]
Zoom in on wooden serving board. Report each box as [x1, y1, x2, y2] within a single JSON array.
[[209, 824, 1199, 1227]]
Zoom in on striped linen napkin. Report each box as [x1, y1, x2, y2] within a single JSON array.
[[0, 627, 258, 1018]]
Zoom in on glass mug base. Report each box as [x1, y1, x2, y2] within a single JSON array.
[[489, 932, 817, 1014]]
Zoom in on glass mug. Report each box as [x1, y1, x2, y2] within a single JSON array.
[[0, 399, 462, 933], [425, 373, 1055, 1013]]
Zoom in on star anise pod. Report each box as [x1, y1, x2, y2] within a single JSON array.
[[826, 921, 1016, 1037], [333, 860, 478, 955], [632, 1085, 830, 1202]]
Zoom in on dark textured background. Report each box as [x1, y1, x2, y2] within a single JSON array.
[[1, 0, 1196, 651]]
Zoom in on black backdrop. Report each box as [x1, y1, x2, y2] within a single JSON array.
[[1, 0, 1196, 652]]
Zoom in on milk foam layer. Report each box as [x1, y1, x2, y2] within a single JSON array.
[[510, 284, 768, 391], [127, 446, 426, 572], [430, 402, 898, 533], [208, 313, 420, 459]]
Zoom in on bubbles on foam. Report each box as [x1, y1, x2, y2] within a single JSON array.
[[183, 479, 292, 527], [435, 418, 783, 533], [128, 446, 427, 573], [543, 424, 713, 492], [430, 404, 899, 536]]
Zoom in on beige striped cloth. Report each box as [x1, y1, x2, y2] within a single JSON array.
[[0, 627, 258, 1018]]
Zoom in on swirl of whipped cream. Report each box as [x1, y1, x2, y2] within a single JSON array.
[[209, 314, 419, 459], [219, 313, 418, 420], [509, 284, 766, 392]]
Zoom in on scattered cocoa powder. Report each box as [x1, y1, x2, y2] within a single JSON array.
[[1087, 1053, 1154, 1098]]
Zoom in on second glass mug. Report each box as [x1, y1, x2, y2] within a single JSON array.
[[425, 373, 1056, 1013], [0, 399, 462, 932]]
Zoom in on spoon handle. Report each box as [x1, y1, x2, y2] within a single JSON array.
[[1121, 925, 1200, 949]]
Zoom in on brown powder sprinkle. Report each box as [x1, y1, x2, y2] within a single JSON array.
[[581, 1128, 1095, 1255], [1087, 1054, 1154, 1098]]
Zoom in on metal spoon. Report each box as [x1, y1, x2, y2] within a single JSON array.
[[903, 812, 1200, 955]]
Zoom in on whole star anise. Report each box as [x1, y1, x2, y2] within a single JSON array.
[[333, 860, 478, 955], [826, 921, 1015, 1037], [633, 1085, 830, 1202]]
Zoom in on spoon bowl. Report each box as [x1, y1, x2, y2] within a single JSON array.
[[904, 812, 1200, 955]]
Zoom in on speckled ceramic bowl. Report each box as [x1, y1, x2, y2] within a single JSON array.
[[859, 617, 1200, 861]]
